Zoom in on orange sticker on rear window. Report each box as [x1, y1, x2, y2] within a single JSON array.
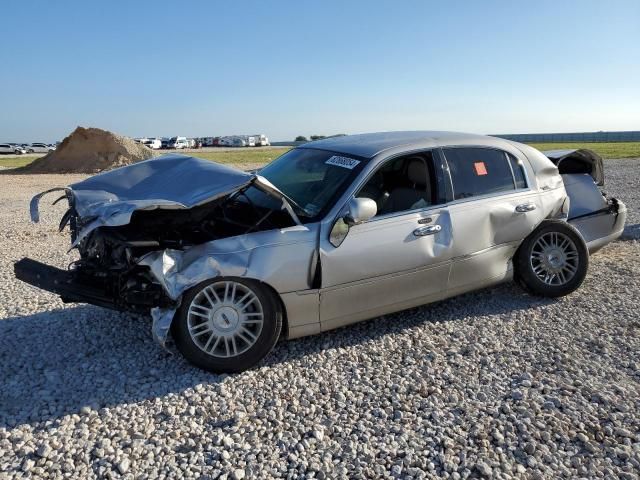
[[474, 162, 488, 175]]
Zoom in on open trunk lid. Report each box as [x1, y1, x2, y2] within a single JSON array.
[[544, 149, 626, 253], [543, 149, 604, 186]]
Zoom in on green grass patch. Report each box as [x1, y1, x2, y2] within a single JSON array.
[[526, 142, 640, 159], [2, 143, 636, 172], [0, 155, 40, 169], [189, 147, 291, 165]]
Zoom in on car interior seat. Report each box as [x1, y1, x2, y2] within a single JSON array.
[[357, 170, 390, 212], [380, 157, 431, 214]]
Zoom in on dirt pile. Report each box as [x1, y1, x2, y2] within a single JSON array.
[[22, 127, 157, 173]]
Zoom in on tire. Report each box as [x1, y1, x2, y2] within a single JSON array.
[[514, 220, 588, 298], [172, 277, 282, 373]]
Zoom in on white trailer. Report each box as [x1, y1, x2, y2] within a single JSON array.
[[252, 134, 270, 146]]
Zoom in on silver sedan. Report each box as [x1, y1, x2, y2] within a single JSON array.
[[26, 143, 55, 153], [18, 131, 626, 372]]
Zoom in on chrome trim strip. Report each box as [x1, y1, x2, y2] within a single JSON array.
[[454, 240, 520, 261]]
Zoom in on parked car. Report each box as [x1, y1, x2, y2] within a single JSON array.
[[231, 137, 246, 147], [169, 136, 189, 149], [252, 134, 270, 146], [0, 144, 27, 154], [142, 138, 162, 149], [17, 132, 626, 373], [26, 143, 56, 153]]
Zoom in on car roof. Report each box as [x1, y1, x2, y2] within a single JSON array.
[[297, 131, 518, 158]]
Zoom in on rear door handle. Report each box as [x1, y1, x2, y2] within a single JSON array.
[[413, 225, 441, 236], [515, 203, 536, 213]]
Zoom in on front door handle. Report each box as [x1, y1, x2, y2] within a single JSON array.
[[515, 203, 536, 213], [413, 224, 441, 237]]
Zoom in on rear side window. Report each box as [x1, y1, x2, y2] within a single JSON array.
[[443, 148, 519, 200], [508, 154, 527, 189]]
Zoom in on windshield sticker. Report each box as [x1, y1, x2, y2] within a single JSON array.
[[326, 156, 360, 169]]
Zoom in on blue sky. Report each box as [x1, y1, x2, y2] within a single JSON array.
[[2, 0, 639, 142]]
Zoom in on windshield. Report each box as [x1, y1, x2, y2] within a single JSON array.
[[241, 148, 366, 222]]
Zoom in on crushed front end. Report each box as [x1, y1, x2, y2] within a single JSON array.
[[14, 155, 301, 345]]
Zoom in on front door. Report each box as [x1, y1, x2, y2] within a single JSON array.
[[318, 151, 453, 331]]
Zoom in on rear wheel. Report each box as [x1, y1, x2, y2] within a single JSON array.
[[172, 278, 282, 373], [514, 220, 588, 297]]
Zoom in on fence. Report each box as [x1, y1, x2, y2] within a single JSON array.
[[493, 131, 640, 143]]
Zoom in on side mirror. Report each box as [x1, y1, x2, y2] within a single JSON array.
[[344, 197, 377, 226], [329, 198, 377, 248]]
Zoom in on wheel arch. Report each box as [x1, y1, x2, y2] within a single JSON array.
[[512, 193, 573, 261], [252, 279, 290, 340]]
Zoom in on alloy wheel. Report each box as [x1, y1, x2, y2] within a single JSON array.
[[187, 281, 264, 358], [530, 231, 579, 286]]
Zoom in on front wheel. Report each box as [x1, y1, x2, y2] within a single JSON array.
[[514, 220, 588, 297], [172, 278, 282, 373]]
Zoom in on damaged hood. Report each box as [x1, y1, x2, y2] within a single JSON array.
[[69, 154, 253, 214], [543, 149, 604, 186], [30, 154, 299, 243]]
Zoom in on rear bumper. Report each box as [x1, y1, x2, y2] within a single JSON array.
[[569, 198, 627, 254], [14, 258, 173, 313]]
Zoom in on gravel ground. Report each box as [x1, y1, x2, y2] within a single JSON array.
[[0, 161, 638, 479]]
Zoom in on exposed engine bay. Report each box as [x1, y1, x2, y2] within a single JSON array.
[[66, 187, 297, 312], [76, 189, 295, 267]]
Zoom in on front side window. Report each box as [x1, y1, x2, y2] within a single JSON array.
[[443, 148, 521, 200], [356, 150, 445, 216]]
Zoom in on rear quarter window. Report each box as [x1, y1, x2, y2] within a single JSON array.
[[443, 147, 517, 199], [508, 154, 527, 189]]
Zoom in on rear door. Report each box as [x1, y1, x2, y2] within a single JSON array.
[[441, 147, 543, 291]]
